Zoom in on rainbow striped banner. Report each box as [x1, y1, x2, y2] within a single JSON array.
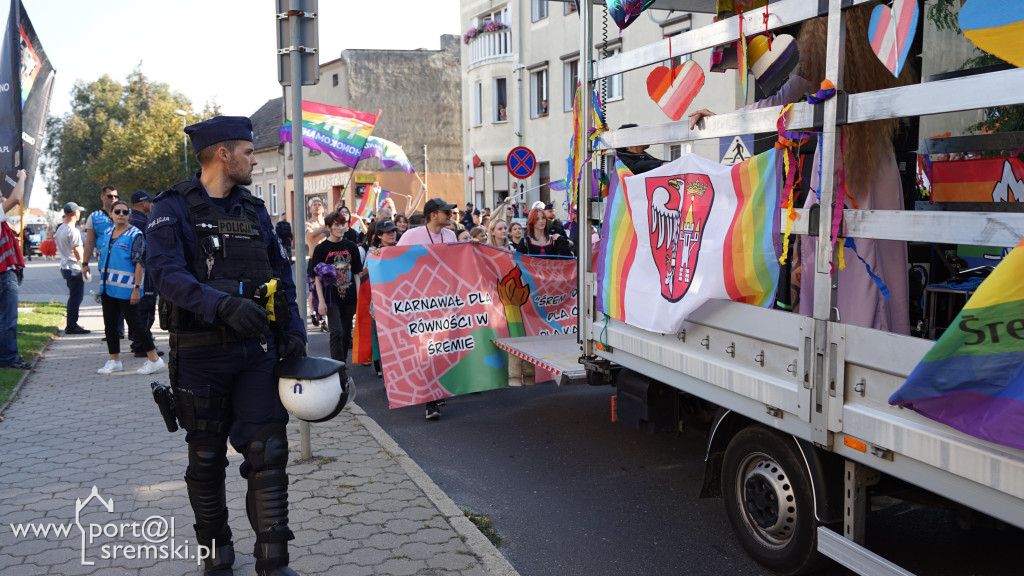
[[595, 160, 637, 321], [279, 101, 379, 168], [725, 148, 782, 305], [890, 237, 1024, 450], [360, 136, 416, 173], [377, 189, 392, 211]]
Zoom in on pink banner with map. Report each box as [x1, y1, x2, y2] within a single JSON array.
[[367, 243, 577, 408]]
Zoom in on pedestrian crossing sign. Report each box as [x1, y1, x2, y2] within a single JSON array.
[[719, 135, 753, 165]]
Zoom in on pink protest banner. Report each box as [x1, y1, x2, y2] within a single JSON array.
[[367, 243, 577, 408]]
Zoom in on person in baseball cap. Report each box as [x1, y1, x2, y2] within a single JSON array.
[[397, 197, 458, 420], [130, 190, 154, 205], [57, 202, 90, 334]]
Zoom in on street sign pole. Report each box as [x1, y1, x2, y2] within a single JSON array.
[[278, 0, 318, 459]]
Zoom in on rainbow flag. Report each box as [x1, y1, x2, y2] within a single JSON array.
[[931, 157, 1023, 203], [377, 189, 392, 211], [355, 185, 379, 219], [890, 237, 1024, 450], [596, 150, 782, 334], [595, 160, 637, 320], [359, 136, 416, 173], [279, 101, 379, 168], [725, 147, 783, 305]]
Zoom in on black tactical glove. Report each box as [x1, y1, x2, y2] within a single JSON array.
[[216, 296, 270, 337], [277, 333, 307, 359]]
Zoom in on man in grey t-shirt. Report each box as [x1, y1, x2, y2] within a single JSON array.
[[55, 202, 90, 335]]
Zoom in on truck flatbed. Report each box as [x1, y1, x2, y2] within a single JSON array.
[[492, 335, 587, 386]]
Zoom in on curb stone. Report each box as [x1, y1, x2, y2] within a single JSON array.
[[350, 404, 521, 576]]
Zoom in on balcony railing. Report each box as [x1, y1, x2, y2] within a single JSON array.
[[469, 29, 513, 68]]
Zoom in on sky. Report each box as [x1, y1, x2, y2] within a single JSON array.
[[24, 0, 461, 208]]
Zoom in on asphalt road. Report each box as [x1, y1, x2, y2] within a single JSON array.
[[306, 326, 1024, 576]]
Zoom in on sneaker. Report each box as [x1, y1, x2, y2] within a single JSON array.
[[425, 403, 441, 420], [64, 326, 91, 335], [97, 360, 122, 374], [137, 358, 166, 375]]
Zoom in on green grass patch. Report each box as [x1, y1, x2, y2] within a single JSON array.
[[463, 509, 504, 547], [0, 302, 65, 408]]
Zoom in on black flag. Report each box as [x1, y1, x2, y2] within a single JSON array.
[[0, 2, 55, 208], [0, 0, 19, 172]]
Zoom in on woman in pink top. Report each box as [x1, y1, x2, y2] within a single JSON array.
[[689, 7, 912, 334]]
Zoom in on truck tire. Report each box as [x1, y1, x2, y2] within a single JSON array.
[[722, 426, 823, 575]]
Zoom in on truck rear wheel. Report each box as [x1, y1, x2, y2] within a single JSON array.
[[722, 426, 822, 575]]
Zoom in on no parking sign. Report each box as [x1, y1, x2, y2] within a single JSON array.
[[507, 147, 537, 179]]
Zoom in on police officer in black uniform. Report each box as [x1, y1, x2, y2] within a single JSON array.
[[146, 116, 306, 576]]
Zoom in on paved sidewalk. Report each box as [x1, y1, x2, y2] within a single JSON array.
[[1, 278, 519, 575]]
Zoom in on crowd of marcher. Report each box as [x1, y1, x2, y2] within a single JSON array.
[[301, 191, 590, 419]]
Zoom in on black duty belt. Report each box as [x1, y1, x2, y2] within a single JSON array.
[[170, 329, 251, 348]]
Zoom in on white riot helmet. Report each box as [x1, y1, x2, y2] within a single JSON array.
[[276, 356, 356, 422]]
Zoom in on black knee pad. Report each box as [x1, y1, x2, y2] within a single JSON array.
[[243, 423, 289, 477], [186, 436, 229, 483]]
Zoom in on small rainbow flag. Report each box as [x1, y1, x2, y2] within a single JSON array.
[[595, 159, 637, 321], [356, 185, 378, 219], [724, 147, 783, 305], [890, 236, 1024, 450], [279, 101, 379, 168], [360, 136, 416, 173], [377, 189, 392, 211]]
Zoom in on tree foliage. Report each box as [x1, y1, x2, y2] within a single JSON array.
[[42, 66, 210, 213]]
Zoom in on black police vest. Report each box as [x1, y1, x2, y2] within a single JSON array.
[[167, 182, 274, 333]]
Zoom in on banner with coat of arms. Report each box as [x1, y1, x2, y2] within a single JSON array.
[[596, 150, 785, 334]]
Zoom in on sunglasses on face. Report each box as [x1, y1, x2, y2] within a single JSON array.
[[105, 195, 118, 199], [112, 209, 130, 215]]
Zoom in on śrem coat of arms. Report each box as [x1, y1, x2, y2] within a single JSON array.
[[647, 174, 714, 302]]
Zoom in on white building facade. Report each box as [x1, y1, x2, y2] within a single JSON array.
[[460, 0, 745, 219]]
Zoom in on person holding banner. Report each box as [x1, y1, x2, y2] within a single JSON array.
[[308, 210, 362, 364], [397, 196, 457, 420], [0, 170, 30, 370], [515, 207, 573, 258], [487, 218, 512, 251]]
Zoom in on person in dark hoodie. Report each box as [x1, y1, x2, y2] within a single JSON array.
[[615, 123, 667, 174]]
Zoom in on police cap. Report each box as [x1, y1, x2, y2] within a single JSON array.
[[185, 116, 253, 154]]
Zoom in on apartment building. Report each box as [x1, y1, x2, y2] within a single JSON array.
[[460, 1, 744, 219], [281, 35, 463, 221]]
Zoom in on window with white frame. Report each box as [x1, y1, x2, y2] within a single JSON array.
[[481, 6, 509, 25], [255, 184, 264, 201], [599, 47, 623, 102], [663, 28, 693, 69], [474, 166, 485, 192], [531, 0, 548, 22], [563, 59, 578, 112], [493, 78, 508, 122], [530, 68, 548, 118], [270, 183, 278, 215], [473, 81, 483, 127], [492, 163, 509, 205], [473, 165, 485, 191]]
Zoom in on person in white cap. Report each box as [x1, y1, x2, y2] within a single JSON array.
[[55, 201, 90, 334]]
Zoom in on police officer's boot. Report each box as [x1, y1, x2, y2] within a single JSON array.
[[244, 423, 300, 576], [185, 437, 235, 575]]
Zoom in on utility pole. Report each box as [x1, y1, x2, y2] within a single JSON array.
[[277, 0, 319, 459]]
